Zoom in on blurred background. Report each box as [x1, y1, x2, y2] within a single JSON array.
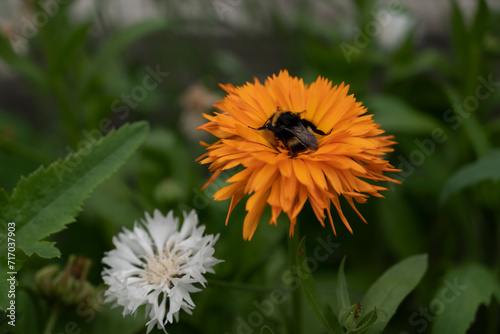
[[1, 0, 500, 333]]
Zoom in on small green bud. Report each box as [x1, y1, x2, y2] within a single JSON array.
[[34, 265, 59, 298], [33, 255, 103, 311], [339, 302, 363, 331]]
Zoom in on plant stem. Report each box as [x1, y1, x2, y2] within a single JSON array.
[[288, 228, 301, 334], [43, 304, 61, 334]]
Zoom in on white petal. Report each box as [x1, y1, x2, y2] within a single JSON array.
[[101, 209, 222, 333]]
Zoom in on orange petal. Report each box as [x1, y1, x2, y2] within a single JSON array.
[[225, 188, 245, 226], [331, 196, 353, 234], [292, 159, 313, 187], [243, 189, 270, 240]]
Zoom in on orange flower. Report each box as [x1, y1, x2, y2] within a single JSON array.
[[197, 70, 400, 240]]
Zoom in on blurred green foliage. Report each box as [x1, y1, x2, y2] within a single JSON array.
[[0, 0, 500, 333]]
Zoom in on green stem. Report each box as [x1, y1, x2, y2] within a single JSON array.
[[43, 303, 61, 334], [288, 227, 301, 334]]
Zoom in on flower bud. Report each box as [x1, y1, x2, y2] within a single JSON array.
[[339, 302, 363, 331], [34, 265, 59, 298], [33, 255, 103, 311]]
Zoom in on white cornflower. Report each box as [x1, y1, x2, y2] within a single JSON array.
[[101, 210, 223, 333]]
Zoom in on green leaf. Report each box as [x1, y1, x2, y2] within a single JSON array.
[[0, 121, 149, 260], [296, 237, 341, 334], [431, 263, 500, 334], [364, 96, 441, 134], [337, 256, 351, 310], [439, 150, 500, 204], [362, 254, 428, 334], [78, 20, 169, 94]]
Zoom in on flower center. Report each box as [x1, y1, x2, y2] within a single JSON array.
[[140, 246, 188, 289]]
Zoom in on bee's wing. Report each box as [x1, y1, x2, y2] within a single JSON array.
[[289, 123, 318, 151], [300, 119, 330, 136]]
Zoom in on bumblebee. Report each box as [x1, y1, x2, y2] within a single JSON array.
[[250, 108, 331, 157]]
